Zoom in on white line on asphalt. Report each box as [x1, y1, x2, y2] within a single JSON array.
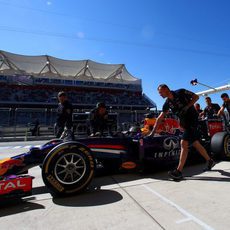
[[0, 146, 10, 149], [142, 184, 214, 230], [176, 217, 192, 224], [0, 145, 41, 150]]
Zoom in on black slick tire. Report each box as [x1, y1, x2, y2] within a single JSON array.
[[211, 132, 230, 160], [42, 141, 95, 196]]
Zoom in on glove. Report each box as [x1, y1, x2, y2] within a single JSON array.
[[60, 127, 73, 141]]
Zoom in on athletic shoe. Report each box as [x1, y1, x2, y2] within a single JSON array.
[[168, 169, 183, 180], [203, 159, 216, 171]]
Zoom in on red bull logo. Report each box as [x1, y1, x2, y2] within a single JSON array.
[[0, 158, 24, 176], [142, 118, 181, 135]]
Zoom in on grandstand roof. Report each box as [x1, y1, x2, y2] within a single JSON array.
[[0, 50, 141, 85]]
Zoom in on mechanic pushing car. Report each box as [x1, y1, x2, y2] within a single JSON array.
[[148, 84, 215, 180], [56, 91, 73, 139]]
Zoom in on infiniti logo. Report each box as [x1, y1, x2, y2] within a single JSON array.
[[163, 137, 180, 150]]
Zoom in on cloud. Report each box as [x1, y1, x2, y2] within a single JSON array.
[[46, 1, 52, 6], [76, 32, 85, 39], [141, 25, 155, 40], [98, 52, 104, 57]]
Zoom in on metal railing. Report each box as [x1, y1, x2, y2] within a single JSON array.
[[0, 107, 148, 141]]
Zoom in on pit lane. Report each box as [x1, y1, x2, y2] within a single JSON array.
[[1, 141, 230, 230]]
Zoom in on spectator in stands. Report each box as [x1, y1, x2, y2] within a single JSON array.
[[90, 102, 108, 136], [217, 93, 230, 122], [56, 91, 73, 139], [200, 97, 220, 119]]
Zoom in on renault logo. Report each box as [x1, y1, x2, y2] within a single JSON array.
[[163, 137, 179, 150]]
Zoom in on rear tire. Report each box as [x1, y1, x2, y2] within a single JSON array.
[[42, 142, 95, 196], [211, 132, 230, 160]]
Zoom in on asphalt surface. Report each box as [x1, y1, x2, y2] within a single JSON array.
[[0, 141, 230, 230]]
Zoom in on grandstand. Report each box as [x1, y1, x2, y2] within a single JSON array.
[[0, 50, 156, 133]]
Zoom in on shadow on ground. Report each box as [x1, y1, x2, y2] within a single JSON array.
[[53, 189, 123, 207], [0, 197, 45, 217], [1, 160, 230, 214]]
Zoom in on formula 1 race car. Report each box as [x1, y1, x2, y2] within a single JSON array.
[[0, 118, 229, 199]]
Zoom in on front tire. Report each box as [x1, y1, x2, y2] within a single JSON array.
[[42, 138, 63, 147], [42, 142, 95, 196], [211, 132, 230, 160]]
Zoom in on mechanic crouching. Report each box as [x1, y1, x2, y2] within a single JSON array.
[[90, 102, 108, 137], [55, 91, 74, 140]]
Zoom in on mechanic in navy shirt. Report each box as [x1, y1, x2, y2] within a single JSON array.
[[194, 103, 203, 114], [148, 84, 215, 180], [56, 91, 73, 138], [90, 102, 108, 136], [200, 97, 220, 119], [217, 93, 230, 122]]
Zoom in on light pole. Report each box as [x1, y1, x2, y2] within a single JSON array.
[[190, 78, 230, 96], [190, 78, 216, 90]]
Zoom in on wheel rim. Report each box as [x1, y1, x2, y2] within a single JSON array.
[[54, 152, 86, 185]]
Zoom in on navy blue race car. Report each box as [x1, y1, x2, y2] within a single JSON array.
[[0, 118, 229, 198]]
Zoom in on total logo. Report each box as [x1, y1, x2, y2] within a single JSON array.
[[0, 180, 26, 191], [163, 137, 180, 150]]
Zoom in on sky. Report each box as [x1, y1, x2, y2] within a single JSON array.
[[1, 0, 230, 109]]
